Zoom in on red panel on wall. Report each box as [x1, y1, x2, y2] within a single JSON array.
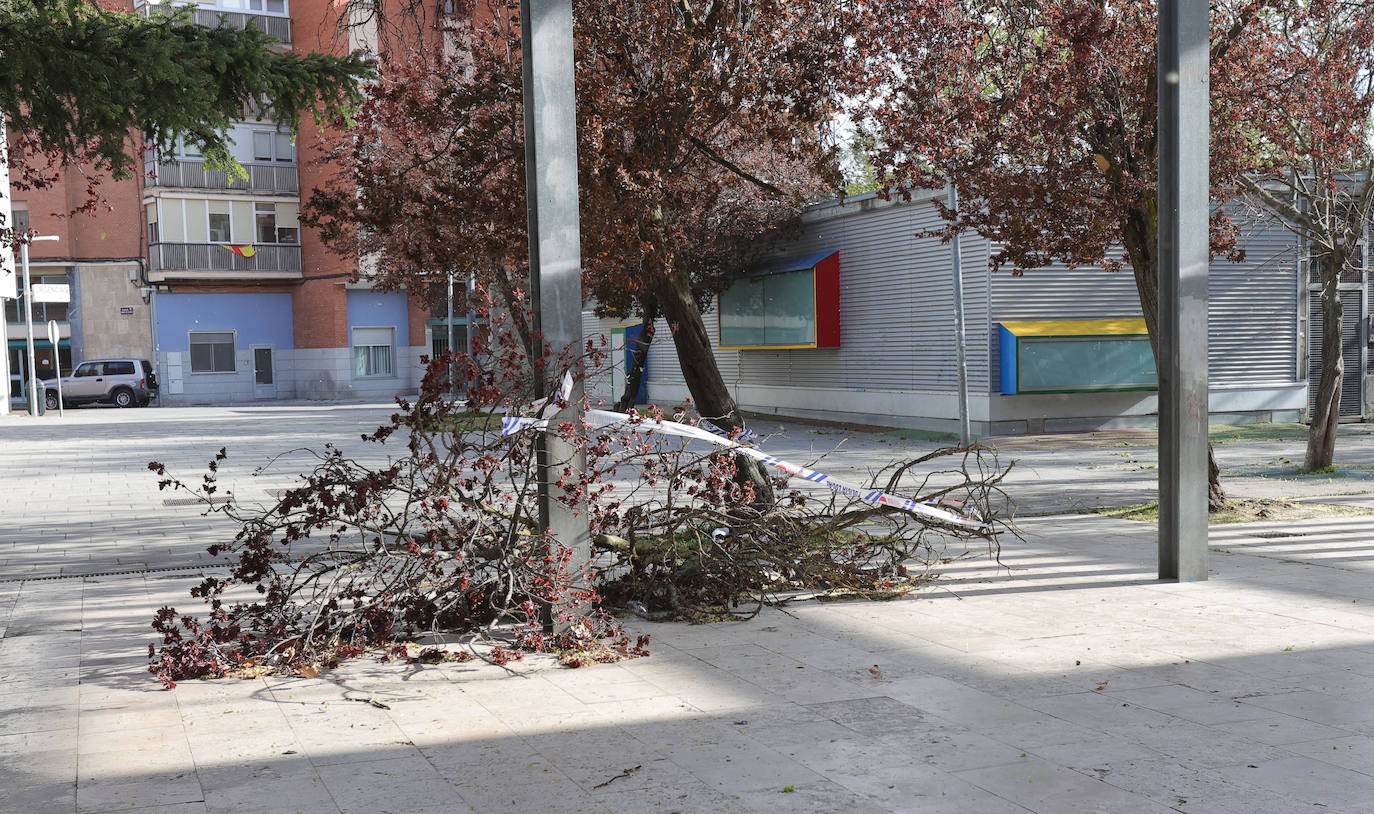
[[813, 251, 840, 348]]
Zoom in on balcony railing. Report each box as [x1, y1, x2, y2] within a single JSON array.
[[136, 4, 292, 45], [145, 160, 299, 194], [149, 243, 302, 276]]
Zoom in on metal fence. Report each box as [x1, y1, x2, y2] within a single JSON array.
[[149, 243, 303, 275], [145, 160, 299, 194], [136, 4, 292, 44]]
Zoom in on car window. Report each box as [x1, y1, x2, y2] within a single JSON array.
[[106, 361, 135, 375], [74, 362, 100, 377]]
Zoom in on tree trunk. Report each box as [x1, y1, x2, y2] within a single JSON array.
[[493, 266, 540, 396], [651, 270, 774, 503], [614, 297, 658, 413], [1119, 207, 1226, 510], [1304, 264, 1344, 472]]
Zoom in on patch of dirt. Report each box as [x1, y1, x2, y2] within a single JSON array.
[[1092, 497, 1373, 524], [984, 429, 1158, 452]]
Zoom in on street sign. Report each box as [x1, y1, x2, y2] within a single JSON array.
[[46, 318, 64, 416], [31, 283, 70, 303]]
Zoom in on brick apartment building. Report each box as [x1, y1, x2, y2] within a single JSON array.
[[5, 0, 448, 408]]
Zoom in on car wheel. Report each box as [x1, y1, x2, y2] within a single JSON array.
[[45, 392, 58, 411], [112, 387, 135, 408]]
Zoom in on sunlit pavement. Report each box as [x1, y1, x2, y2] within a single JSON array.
[[6, 405, 1374, 812]]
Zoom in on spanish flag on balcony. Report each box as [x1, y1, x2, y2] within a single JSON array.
[[221, 244, 256, 258]]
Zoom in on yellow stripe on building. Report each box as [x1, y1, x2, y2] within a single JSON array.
[[998, 318, 1148, 337]]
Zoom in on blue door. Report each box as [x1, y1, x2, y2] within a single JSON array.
[[623, 323, 649, 405]]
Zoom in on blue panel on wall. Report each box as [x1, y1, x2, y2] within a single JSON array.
[[346, 291, 410, 347], [999, 324, 1018, 395], [156, 292, 295, 350]]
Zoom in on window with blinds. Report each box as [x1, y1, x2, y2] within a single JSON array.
[[352, 327, 394, 378], [189, 331, 236, 373]]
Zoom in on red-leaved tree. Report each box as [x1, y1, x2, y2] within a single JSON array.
[[307, 0, 865, 498], [1216, 0, 1374, 471], [861, 0, 1297, 510]]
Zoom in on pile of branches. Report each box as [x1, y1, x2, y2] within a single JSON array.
[[590, 426, 1011, 619], [148, 355, 1014, 688]]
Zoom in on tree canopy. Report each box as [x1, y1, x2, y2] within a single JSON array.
[[857, 0, 1325, 506], [0, 0, 372, 184], [1218, 0, 1374, 469]]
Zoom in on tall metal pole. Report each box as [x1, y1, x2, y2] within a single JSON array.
[[465, 271, 477, 402], [949, 186, 972, 447], [446, 271, 456, 400], [1158, 0, 1210, 581], [521, 0, 589, 629], [21, 241, 38, 416]]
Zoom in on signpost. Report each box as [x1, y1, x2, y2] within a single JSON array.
[[46, 319, 63, 416]]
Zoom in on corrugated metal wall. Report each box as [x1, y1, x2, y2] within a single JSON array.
[[1208, 213, 1301, 386], [641, 310, 738, 403], [640, 195, 980, 397], [604, 193, 1305, 413], [582, 310, 615, 405], [989, 210, 1301, 390], [1307, 287, 1363, 418]]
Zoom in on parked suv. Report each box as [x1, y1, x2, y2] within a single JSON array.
[[42, 359, 158, 409]]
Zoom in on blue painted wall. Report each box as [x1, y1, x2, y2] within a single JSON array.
[[156, 292, 295, 350], [346, 291, 410, 347]]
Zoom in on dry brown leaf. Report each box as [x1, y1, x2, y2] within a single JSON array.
[[869, 664, 884, 679], [1094, 681, 1108, 691], [298, 664, 321, 678]]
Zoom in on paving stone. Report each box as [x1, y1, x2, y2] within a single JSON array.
[[315, 755, 464, 814]]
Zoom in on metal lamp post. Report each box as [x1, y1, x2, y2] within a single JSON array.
[[1157, 0, 1210, 581], [521, 0, 589, 630], [20, 234, 59, 417]]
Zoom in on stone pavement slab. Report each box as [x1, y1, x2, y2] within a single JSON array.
[[6, 407, 1374, 811]]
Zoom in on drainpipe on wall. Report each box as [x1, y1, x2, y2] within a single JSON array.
[[148, 284, 161, 408], [135, 256, 164, 408], [0, 124, 14, 416]]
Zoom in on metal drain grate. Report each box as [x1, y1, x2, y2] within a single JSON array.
[[0, 564, 209, 584], [162, 496, 231, 506], [1252, 531, 1310, 539]]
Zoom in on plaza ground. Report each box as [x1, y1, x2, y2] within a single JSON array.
[[5, 404, 1374, 812]]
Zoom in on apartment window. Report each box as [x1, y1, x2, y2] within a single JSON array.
[[208, 213, 230, 243], [352, 327, 394, 377], [148, 220, 159, 244], [252, 132, 272, 162], [189, 331, 236, 373], [253, 203, 298, 244], [247, 0, 287, 12], [255, 203, 278, 244], [11, 207, 28, 234], [251, 131, 295, 163]]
